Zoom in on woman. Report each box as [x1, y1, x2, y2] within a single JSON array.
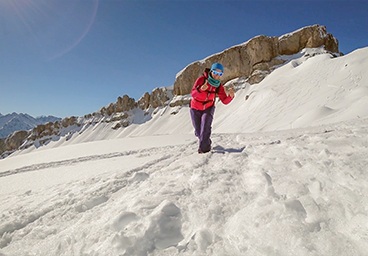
[[190, 63, 234, 153]]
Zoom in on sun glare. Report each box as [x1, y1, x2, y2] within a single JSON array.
[[0, 0, 99, 60]]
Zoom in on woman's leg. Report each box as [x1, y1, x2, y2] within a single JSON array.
[[190, 108, 202, 138], [199, 106, 215, 153]]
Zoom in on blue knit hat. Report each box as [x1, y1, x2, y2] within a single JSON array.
[[210, 63, 224, 72]]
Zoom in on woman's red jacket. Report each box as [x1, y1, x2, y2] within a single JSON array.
[[190, 71, 233, 111]]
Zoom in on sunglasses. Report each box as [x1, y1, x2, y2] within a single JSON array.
[[212, 70, 223, 76]]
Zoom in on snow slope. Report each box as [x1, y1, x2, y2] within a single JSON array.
[[0, 47, 368, 256]]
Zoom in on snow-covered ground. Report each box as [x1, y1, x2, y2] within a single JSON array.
[[1, 47, 368, 256]]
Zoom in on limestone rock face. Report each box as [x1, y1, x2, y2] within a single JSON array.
[[136, 87, 171, 110], [105, 103, 115, 116], [138, 92, 151, 110], [173, 25, 339, 96], [278, 25, 339, 55], [61, 116, 77, 128], [0, 130, 30, 157], [150, 87, 170, 108], [116, 95, 136, 113], [4, 131, 29, 151], [0, 139, 4, 155]]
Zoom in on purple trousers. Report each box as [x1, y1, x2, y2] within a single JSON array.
[[190, 106, 215, 153]]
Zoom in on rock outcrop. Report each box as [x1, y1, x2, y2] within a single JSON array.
[[116, 95, 136, 113], [149, 87, 172, 108], [173, 25, 339, 96], [138, 92, 151, 110], [0, 130, 30, 157], [0, 133, 23, 157]]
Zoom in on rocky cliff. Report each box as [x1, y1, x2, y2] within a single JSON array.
[[173, 25, 339, 96], [0, 25, 340, 158]]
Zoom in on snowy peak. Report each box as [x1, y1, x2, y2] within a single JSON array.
[[0, 113, 61, 138]]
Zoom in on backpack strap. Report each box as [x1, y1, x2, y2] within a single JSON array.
[[196, 77, 207, 93], [194, 68, 221, 104]]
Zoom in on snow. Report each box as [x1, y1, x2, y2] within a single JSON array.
[[1, 47, 368, 255]]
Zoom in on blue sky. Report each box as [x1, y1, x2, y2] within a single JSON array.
[[1, 0, 367, 118]]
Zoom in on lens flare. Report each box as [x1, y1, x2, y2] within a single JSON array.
[[0, 0, 99, 61]]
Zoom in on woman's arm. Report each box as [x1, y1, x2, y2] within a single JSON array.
[[217, 85, 234, 105]]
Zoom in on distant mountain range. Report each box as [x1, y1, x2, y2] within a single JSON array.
[[0, 113, 61, 138]]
